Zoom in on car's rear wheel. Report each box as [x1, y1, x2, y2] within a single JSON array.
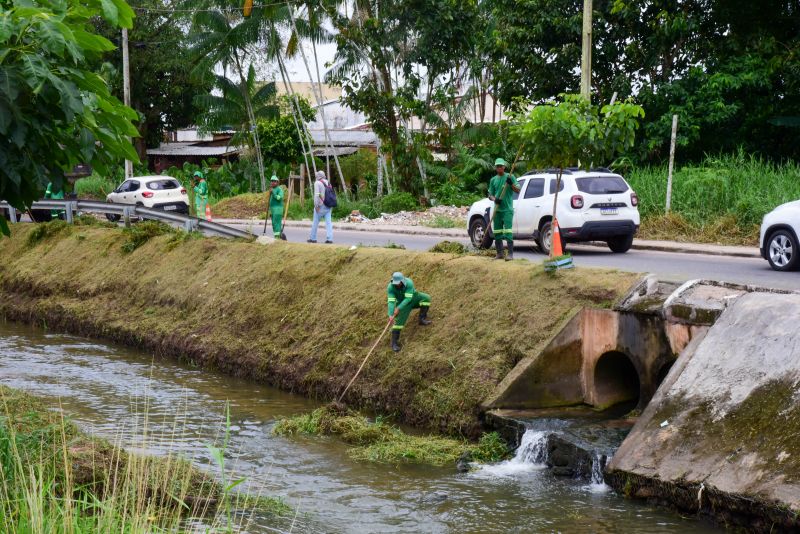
[[469, 217, 490, 249], [766, 230, 799, 271], [537, 221, 565, 256], [607, 234, 634, 253]]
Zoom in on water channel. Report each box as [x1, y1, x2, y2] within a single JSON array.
[[0, 321, 721, 533]]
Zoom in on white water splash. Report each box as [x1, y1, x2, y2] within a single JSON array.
[[585, 452, 610, 493], [475, 429, 549, 477]]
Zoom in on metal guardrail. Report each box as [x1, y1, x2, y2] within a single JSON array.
[[0, 200, 255, 240]]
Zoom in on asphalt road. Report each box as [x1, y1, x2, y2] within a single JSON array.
[[230, 223, 799, 291]]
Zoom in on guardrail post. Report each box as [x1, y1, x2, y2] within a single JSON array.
[[65, 202, 74, 224], [123, 206, 131, 228]]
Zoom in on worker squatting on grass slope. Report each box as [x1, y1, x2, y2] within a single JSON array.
[[387, 272, 432, 352], [0, 221, 639, 436]]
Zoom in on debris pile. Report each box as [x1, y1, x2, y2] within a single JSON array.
[[343, 205, 469, 226]]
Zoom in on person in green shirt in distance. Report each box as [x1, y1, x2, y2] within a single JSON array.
[[193, 171, 208, 219], [268, 174, 285, 239], [487, 158, 520, 260]]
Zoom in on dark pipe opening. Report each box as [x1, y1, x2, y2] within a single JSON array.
[[593, 351, 640, 408]]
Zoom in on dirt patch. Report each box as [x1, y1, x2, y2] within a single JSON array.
[[0, 223, 640, 437]]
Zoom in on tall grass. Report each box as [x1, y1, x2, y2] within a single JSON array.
[[73, 174, 117, 200], [0, 386, 284, 533], [626, 152, 800, 227]]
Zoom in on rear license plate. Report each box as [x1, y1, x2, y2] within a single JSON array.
[[163, 205, 177, 211], [600, 208, 618, 215]]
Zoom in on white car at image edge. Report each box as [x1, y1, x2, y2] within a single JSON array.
[[760, 200, 800, 271], [105, 175, 189, 222], [466, 168, 641, 254]]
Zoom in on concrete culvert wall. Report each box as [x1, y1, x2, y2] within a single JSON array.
[[592, 351, 640, 409]]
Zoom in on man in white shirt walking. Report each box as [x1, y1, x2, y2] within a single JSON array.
[[308, 170, 334, 243]]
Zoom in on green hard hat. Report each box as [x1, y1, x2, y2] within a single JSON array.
[[494, 158, 508, 167], [193, 170, 204, 179], [270, 174, 279, 182], [391, 272, 404, 285]]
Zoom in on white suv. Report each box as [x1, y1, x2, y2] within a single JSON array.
[[467, 169, 640, 254], [759, 200, 800, 271], [105, 176, 189, 221]]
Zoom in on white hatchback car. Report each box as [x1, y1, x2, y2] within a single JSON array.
[[467, 168, 640, 254], [759, 200, 800, 271], [105, 176, 189, 221]]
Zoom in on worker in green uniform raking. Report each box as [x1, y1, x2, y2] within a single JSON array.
[[387, 272, 431, 352], [487, 158, 520, 260], [44, 181, 65, 219], [192, 171, 208, 219], [268, 174, 284, 239]]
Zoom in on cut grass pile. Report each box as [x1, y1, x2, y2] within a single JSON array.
[[0, 223, 639, 436], [273, 406, 509, 466], [212, 192, 268, 219]]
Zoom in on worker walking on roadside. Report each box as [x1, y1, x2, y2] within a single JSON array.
[[387, 272, 431, 352], [487, 158, 520, 260], [193, 171, 209, 219], [268, 174, 284, 239]]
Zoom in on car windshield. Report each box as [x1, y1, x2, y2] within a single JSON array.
[[575, 175, 629, 194]]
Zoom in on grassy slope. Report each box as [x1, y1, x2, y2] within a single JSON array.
[[0, 224, 638, 436]]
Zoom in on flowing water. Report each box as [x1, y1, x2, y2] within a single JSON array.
[[0, 321, 721, 533]]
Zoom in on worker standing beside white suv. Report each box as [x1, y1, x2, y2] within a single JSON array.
[[467, 168, 640, 254]]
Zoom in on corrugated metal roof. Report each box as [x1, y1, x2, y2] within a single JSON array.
[[146, 144, 245, 157], [312, 147, 360, 157], [309, 129, 376, 147]]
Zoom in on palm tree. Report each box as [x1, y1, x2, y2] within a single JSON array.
[[190, 7, 270, 190], [194, 68, 279, 191]]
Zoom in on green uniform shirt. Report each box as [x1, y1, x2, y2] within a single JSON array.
[[488, 173, 519, 212], [269, 186, 284, 212], [193, 179, 208, 200], [387, 277, 417, 317]]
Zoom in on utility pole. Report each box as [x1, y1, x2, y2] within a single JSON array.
[[580, 0, 593, 102], [666, 114, 679, 212], [122, 28, 133, 179]]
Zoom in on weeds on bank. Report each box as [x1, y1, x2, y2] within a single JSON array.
[[121, 220, 175, 253], [273, 406, 510, 467], [0, 385, 290, 533]]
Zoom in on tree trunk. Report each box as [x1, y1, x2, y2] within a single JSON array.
[[234, 59, 266, 192]]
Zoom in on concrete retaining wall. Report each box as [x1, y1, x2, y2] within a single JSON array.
[[607, 292, 800, 530]]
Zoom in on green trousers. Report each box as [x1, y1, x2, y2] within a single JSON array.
[[270, 211, 283, 238], [493, 210, 513, 242], [393, 292, 431, 330], [195, 198, 208, 219]]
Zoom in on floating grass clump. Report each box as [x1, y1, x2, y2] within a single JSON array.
[[274, 406, 510, 467]]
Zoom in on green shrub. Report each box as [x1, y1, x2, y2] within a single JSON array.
[[380, 192, 418, 213], [74, 174, 116, 199], [432, 182, 481, 207]]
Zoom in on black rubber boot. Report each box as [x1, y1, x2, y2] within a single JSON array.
[[494, 239, 504, 260], [505, 241, 514, 261], [419, 306, 432, 326], [391, 330, 402, 352]]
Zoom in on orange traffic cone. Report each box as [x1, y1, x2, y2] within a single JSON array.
[[205, 204, 212, 221], [551, 218, 563, 258]]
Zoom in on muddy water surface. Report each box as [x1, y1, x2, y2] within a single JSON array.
[[0, 321, 720, 533]]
